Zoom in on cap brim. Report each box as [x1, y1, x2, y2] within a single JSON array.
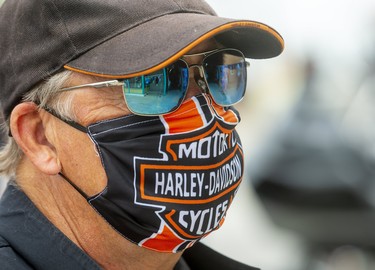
[[64, 13, 284, 78]]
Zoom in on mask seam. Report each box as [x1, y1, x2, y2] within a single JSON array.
[[88, 114, 136, 128], [89, 118, 161, 136], [161, 94, 209, 120], [87, 130, 107, 176], [87, 186, 108, 202], [162, 103, 209, 119], [202, 95, 240, 125]]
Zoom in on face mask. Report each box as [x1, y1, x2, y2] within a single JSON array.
[[57, 94, 244, 253]]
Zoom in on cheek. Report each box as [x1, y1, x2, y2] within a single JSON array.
[[59, 130, 107, 196], [74, 89, 131, 125]]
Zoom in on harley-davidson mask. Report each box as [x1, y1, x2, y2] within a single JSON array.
[[53, 94, 244, 253]]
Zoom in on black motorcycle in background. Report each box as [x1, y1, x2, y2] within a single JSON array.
[[249, 58, 375, 270]]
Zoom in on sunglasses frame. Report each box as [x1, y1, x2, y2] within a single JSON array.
[[59, 48, 249, 116]]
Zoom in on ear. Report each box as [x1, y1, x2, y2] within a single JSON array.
[[9, 102, 61, 175]]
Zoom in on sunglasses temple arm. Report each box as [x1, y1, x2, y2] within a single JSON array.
[[59, 80, 124, 91]]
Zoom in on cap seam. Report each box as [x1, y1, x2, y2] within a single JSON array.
[[50, 0, 78, 55], [170, 0, 183, 10], [168, 0, 216, 16]]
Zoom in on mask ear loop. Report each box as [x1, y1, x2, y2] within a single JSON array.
[[58, 172, 89, 199], [42, 106, 88, 133], [41, 107, 91, 199]]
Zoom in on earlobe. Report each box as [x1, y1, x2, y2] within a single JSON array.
[[10, 102, 61, 175]]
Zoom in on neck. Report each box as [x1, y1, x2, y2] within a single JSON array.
[[16, 160, 181, 270]]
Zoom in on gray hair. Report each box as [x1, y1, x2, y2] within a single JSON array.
[[0, 70, 75, 177]]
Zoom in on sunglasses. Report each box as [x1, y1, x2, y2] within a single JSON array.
[[60, 48, 248, 116]]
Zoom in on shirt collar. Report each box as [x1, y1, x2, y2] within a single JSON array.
[[0, 183, 101, 270]]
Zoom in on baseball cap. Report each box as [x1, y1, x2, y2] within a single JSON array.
[[0, 0, 284, 120]]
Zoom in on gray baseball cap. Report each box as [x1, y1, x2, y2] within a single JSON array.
[[0, 0, 284, 120]]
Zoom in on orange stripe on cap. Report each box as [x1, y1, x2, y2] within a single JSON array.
[[64, 21, 284, 79]]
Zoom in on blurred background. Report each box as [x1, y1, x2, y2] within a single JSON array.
[[2, 0, 375, 269], [0, 0, 5, 197]]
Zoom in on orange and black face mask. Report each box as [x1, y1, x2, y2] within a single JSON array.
[[55, 94, 244, 253]]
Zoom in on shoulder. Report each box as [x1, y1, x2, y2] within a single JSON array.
[[183, 242, 260, 270], [0, 236, 33, 270]]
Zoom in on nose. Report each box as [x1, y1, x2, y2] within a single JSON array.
[[184, 65, 208, 101]]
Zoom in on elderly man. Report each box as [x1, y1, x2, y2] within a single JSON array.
[[0, 0, 283, 269]]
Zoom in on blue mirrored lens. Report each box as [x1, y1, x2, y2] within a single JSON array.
[[204, 49, 247, 106], [123, 61, 188, 115]]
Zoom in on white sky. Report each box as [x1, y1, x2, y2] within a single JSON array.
[[205, 0, 375, 62]]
